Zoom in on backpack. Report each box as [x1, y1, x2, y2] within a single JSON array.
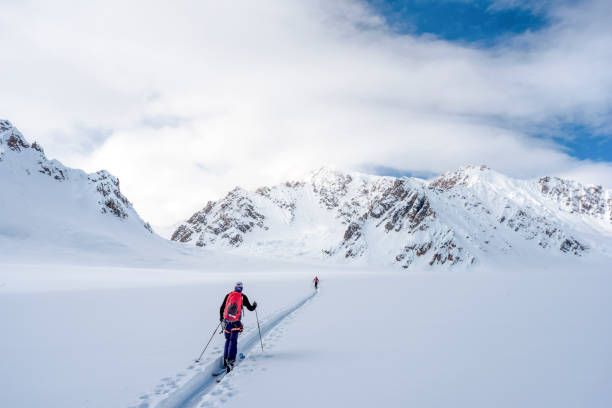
[[223, 291, 243, 322]]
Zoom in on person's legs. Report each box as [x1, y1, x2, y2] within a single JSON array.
[[223, 329, 230, 361], [228, 329, 239, 361]]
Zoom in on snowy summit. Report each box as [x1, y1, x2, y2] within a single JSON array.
[[172, 165, 612, 268], [0, 120, 158, 262]]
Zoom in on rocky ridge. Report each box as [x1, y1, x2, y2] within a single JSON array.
[[171, 165, 612, 268], [0, 120, 153, 233]]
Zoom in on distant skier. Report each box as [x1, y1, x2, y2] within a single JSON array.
[[313, 276, 319, 290], [219, 282, 257, 371]]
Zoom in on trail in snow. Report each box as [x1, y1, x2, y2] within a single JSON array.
[[136, 290, 317, 408], [197, 287, 314, 408]]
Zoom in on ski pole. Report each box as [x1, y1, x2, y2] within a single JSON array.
[[195, 321, 222, 362], [255, 308, 264, 352]]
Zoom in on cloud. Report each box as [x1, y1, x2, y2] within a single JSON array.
[[1, 0, 611, 225]]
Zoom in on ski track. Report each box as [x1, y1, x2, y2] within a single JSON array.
[[197, 292, 310, 408], [131, 290, 317, 408]]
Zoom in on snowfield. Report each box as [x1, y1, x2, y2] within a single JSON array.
[[1, 257, 611, 408], [216, 265, 612, 408], [1, 119, 611, 407]]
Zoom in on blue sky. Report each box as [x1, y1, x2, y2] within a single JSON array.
[[366, 0, 548, 44], [365, 0, 612, 165], [550, 124, 612, 162], [361, 164, 440, 179]]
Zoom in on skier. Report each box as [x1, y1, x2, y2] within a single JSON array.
[[219, 282, 257, 371], [313, 276, 319, 290]]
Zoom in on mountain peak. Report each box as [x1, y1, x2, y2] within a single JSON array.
[[0, 119, 30, 152], [0, 120, 153, 232], [0, 119, 17, 135], [304, 166, 347, 180], [428, 164, 492, 190], [458, 164, 491, 173]]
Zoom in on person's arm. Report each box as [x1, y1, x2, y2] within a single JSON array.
[[219, 293, 229, 321], [242, 294, 257, 311]]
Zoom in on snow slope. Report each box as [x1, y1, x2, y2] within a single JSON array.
[[3, 258, 610, 408], [172, 166, 612, 268], [208, 263, 612, 408], [0, 260, 321, 408], [149, 290, 317, 408], [0, 120, 178, 264]]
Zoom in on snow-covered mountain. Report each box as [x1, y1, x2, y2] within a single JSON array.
[[0, 120, 158, 260], [172, 165, 612, 268], [4, 117, 610, 268]]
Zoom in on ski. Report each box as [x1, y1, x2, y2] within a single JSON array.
[[211, 369, 226, 377]]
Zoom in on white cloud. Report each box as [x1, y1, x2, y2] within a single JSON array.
[[1, 0, 611, 224]]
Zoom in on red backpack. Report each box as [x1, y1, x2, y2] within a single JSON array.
[[223, 291, 244, 322]]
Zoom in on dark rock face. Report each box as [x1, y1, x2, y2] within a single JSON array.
[[311, 168, 353, 209], [321, 176, 441, 263], [6, 134, 30, 151], [539, 176, 609, 222], [380, 190, 433, 233], [31, 142, 44, 153], [560, 238, 587, 255], [394, 231, 472, 269], [103, 198, 128, 218], [171, 188, 266, 247], [171, 225, 193, 243], [89, 171, 132, 219], [171, 201, 217, 243], [500, 206, 585, 253], [1, 120, 30, 153], [369, 180, 410, 219], [344, 222, 361, 241], [39, 162, 66, 180], [340, 222, 364, 258]]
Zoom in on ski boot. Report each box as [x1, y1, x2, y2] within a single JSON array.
[[226, 359, 235, 373]]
